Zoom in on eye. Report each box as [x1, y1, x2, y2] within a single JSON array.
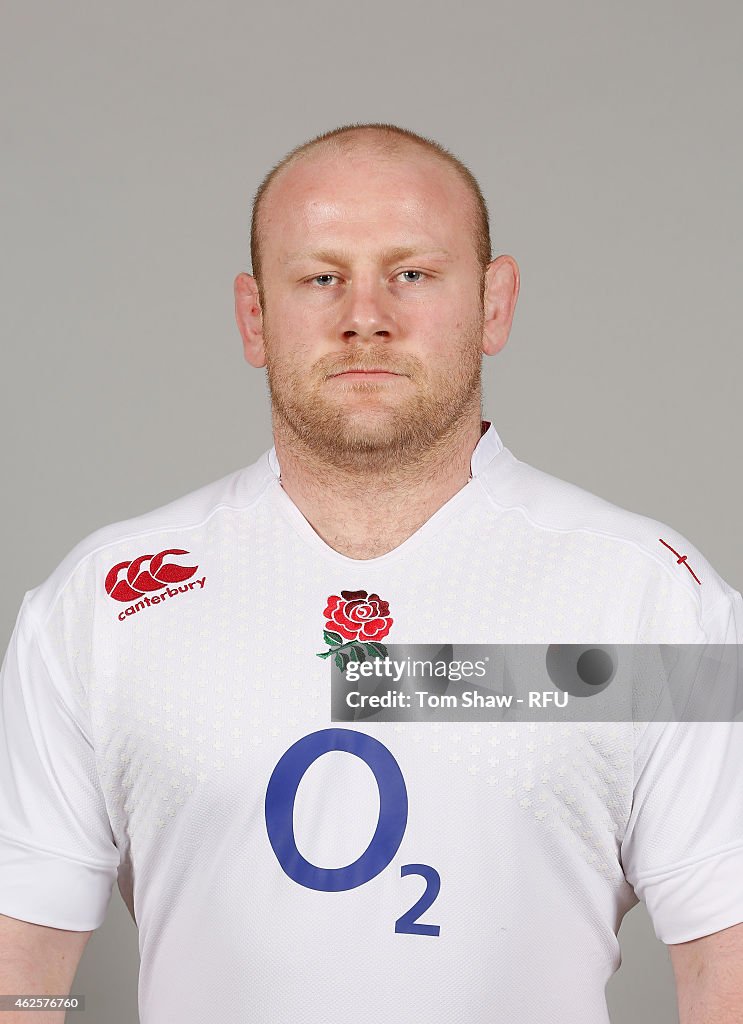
[[305, 270, 428, 287]]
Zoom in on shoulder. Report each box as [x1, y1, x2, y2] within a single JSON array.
[[25, 452, 275, 627], [477, 446, 740, 638]]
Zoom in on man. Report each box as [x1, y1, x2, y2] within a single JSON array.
[[0, 122, 741, 1023]]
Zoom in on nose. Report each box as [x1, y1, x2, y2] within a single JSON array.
[[339, 277, 395, 341]]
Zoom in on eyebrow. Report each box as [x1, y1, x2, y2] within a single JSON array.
[[281, 245, 454, 267]]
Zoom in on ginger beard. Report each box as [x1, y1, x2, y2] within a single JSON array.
[[261, 306, 485, 475]]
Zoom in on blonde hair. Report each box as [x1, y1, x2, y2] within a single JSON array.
[[249, 122, 492, 305]]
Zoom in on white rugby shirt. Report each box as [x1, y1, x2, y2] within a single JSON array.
[[1, 420, 742, 1023]]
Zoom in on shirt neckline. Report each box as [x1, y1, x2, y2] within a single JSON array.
[[264, 420, 503, 568]]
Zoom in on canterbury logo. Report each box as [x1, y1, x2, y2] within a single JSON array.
[[105, 548, 200, 602]]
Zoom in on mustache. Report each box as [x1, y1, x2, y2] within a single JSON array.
[[319, 353, 418, 378]]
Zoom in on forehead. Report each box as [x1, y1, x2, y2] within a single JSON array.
[[260, 145, 474, 259]]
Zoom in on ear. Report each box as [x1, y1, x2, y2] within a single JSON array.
[[234, 272, 266, 368], [481, 255, 520, 357]]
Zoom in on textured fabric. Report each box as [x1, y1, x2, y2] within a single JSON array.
[[1, 419, 742, 1024]]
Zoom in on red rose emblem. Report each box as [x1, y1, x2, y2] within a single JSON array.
[[317, 589, 393, 666], [323, 589, 393, 641]]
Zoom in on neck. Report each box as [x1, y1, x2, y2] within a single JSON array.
[[271, 410, 485, 560]]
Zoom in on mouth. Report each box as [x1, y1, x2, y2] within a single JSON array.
[[328, 369, 403, 379]]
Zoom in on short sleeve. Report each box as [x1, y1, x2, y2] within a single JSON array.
[[0, 593, 120, 931], [620, 588, 743, 944]]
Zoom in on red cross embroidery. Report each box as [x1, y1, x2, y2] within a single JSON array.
[[658, 538, 701, 584]]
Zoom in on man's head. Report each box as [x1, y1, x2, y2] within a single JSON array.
[[234, 123, 519, 472]]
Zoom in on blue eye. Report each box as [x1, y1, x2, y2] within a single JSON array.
[[307, 270, 426, 287]]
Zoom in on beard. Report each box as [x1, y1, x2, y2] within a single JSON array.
[[262, 313, 484, 474]]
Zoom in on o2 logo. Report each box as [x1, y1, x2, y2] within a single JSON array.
[[265, 728, 441, 936]]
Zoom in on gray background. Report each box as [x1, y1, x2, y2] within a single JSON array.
[[1, 1, 741, 1021]]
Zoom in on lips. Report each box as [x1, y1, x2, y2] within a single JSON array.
[[330, 369, 401, 377]]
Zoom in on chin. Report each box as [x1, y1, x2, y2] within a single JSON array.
[[320, 411, 405, 446]]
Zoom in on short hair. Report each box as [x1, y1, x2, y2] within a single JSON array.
[[249, 122, 492, 306]]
